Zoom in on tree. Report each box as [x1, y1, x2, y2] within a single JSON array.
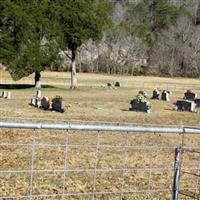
[[0, 1, 62, 87], [54, 0, 112, 88], [150, 16, 200, 77], [128, 0, 184, 46]]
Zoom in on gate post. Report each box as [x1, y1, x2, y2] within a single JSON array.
[[172, 147, 182, 200]]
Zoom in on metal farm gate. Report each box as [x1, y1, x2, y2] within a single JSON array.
[[0, 121, 199, 200]]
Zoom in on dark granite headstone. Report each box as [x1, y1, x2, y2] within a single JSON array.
[[184, 92, 197, 101], [195, 99, 200, 107], [41, 97, 50, 110], [52, 99, 65, 113], [107, 83, 112, 87], [130, 99, 151, 113], [115, 81, 121, 87], [175, 100, 196, 112], [152, 90, 160, 99]]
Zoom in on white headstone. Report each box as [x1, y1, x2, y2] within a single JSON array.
[[6, 92, 11, 99], [31, 97, 36, 106], [3, 91, 7, 98], [36, 90, 41, 98], [36, 99, 41, 108], [161, 90, 170, 101]]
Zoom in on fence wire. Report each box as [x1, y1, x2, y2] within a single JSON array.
[[0, 122, 199, 200]]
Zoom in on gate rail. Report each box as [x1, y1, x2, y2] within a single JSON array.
[[0, 121, 200, 200]]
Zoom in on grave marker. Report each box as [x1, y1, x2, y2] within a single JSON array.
[[175, 100, 196, 112], [30, 97, 36, 106], [52, 96, 65, 113], [152, 90, 160, 99], [41, 97, 50, 110], [36, 90, 42, 98], [107, 83, 112, 87], [184, 90, 197, 101], [195, 99, 200, 107], [115, 81, 121, 87], [130, 95, 151, 113], [161, 90, 170, 101]]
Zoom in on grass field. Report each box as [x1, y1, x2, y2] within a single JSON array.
[[0, 70, 200, 199], [0, 70, 200, 125]]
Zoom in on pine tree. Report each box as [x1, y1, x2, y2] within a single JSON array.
[[0, 1, 62, 87]]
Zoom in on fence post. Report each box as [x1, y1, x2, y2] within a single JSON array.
[[172, 147, 182, 200]]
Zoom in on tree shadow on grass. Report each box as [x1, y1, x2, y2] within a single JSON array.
[[0, 84, 55, 90]]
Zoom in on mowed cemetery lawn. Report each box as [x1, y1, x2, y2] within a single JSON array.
[[0, 70, 200, 199], [0, 70, 200, 125]]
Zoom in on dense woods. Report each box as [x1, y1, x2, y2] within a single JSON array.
[[70, 0, 200, 77], [1, 0, 200, 84]]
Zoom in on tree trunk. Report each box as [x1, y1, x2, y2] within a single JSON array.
[[71, 50, 78, 89], [35, 72, 41, 88]]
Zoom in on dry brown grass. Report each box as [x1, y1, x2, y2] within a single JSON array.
[[0, 70, 200, 125], [0, 70, 200, 199]]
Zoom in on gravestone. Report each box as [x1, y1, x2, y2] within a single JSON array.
[[175, 100, 196, 112], [35, 98, 41, 108], [41, 97, 50, 110], [52, 98, 65, 113], [2, 91, 7, 98], [115, 81, 121, 87], [130, 95, 151, 113], [195, 99, 200, 107], [184, 92, 197, 101], [152, 90, 160, 99], [30, 97, 36, 106], [1, 91, 11, 99], [161, 90, 170, 101], [6, 91, 11, 99], [107, 83, 112, 87], [138, 91, 148, 98], [36, 90, 42, 99], [1, 91, 4, 98]]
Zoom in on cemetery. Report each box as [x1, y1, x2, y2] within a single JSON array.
[[0, 71, 200, 124], [1, 1, 200, 199], [0, 71, 200, 200], [30, 90, 65, 113]]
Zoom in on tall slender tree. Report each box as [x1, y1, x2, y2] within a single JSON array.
[[54, 0, 112, 88]]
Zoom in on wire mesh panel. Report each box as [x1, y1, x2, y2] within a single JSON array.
[[0, 122, 199, 200]]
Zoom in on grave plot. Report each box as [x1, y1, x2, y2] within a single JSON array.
[[152, 89, 160, 99], [130, 94, 151, 113], [107, 82, 112, 87], [161, 90, 170, 101], [52, 96, 65, 113], [1, 91, 11, 99], [30, 90, 42, 108], [107, 81, 122, 88], [41, 97, 50, 110], [174, 100, 197, 112], [30, 91, 65, 113], [114, 81, 121, 87]]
